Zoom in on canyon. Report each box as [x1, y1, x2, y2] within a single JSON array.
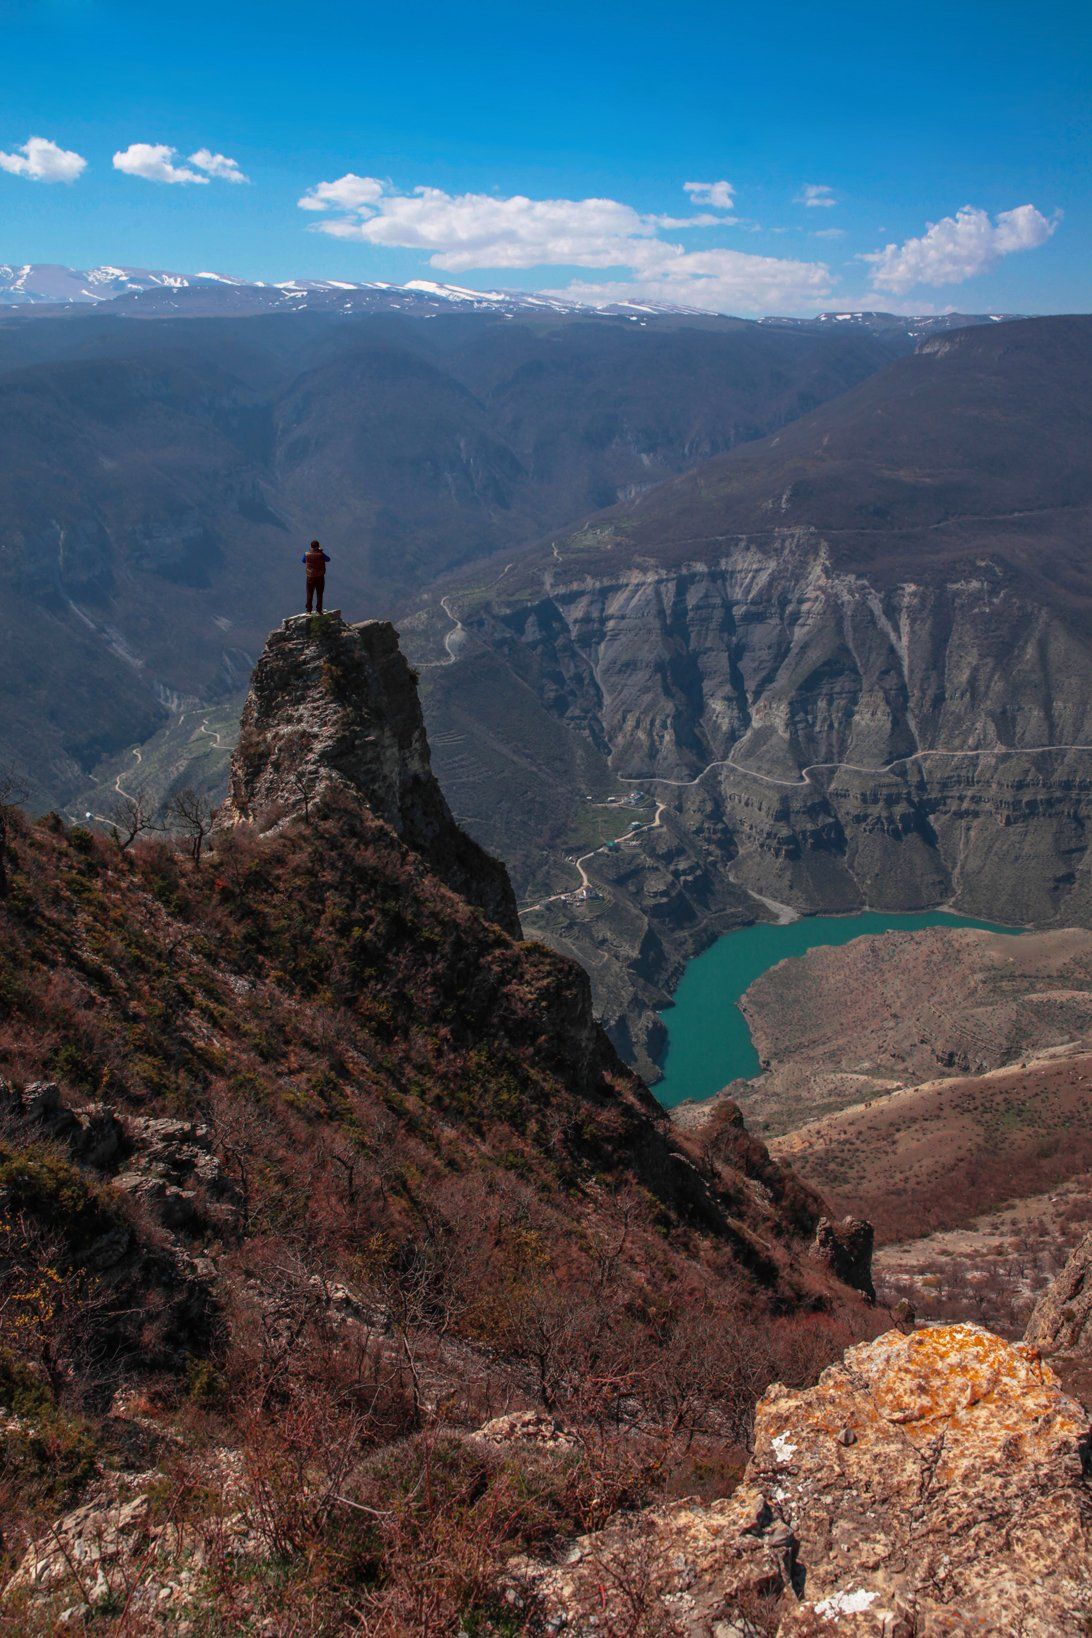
[[2, 297, 1092, 1620], [403, 316, 1092, 1081]]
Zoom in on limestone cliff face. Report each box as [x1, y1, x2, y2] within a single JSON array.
[[430, 543, 1092, 1071], [219, 612, 521, 936], [484, 544, 1092, 914], [517, 1323, 1092, 1634]]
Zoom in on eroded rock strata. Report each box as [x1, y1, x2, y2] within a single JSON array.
[[412, 319, 1092, 1077], [418, 550, 1092, 1076]]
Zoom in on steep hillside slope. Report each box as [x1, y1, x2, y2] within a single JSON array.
[[671, 923, 1092, 1342], [0, 306, 898, 807], [540, 314, 1092, 600], [771, 1050, 1092, 1247], [739, 924, 1092, 1133], [408, 317, 1092, 1074], [0, 614, 876, 1628]]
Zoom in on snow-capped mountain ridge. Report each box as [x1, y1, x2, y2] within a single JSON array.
[[0, 263, 1023, 331]]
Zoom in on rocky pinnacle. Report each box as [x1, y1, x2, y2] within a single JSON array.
[[217, 612, 521, 936]]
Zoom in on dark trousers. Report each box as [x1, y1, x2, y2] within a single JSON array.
[[306, 577, 325, 613]]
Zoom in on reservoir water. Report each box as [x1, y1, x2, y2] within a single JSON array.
[[652, 910, 1021, 1110]]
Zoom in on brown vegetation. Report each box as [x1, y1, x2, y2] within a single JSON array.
[[772, 1051, 1092, 1245], [0, 784, 873, 1627]]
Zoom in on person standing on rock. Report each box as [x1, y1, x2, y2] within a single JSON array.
[[302, 540, 330, 613]]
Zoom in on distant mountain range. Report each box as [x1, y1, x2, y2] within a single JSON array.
[[0, 294, 916, 804], [0, 263, 594, 317], [0, 262, 1022, 332]]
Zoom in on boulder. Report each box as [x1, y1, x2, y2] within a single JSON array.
[[512, 1484, 793, 1633], [472, 1409, 578, 1451], [755, 1323, 1092, 1634], [515, 1324, 1092, 1634]]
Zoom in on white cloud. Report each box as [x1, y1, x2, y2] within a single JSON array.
[[0, 135, 86, 183], [812, 227, 844, 240], [862, 203, 1059, 294], [796, 183, 837, 208], [298, 173, 386, 212], [113, 143, 248, 185], [189, 148, 248, 184], [309, 185, 661, 270], [297, 173, 834, 314], [683, 179, 735, 210], [113, 143, 208, 184], [550, 247, 834, 316]]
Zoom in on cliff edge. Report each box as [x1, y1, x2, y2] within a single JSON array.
[[218, 611, 520, 935]]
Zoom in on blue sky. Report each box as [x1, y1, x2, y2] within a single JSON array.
[[2, 0, 1088, 315]]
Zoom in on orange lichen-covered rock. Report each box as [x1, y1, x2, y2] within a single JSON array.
[[516, 1324, 1092, 1635], [757, 1323, 1092, 1635]]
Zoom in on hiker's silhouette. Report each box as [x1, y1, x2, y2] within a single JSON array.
[[302, 539, 330, 613]]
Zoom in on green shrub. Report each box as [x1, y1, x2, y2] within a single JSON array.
[[0, 1143, 117, 1245]]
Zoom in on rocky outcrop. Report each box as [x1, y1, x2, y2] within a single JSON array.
[[6, 1457, 264, 1623], [0, 1080, 123, 1169], [0, 1081, 237, 1241], [219, 613, 520, 934], [514, 1484, 794, 1632], [471, 1409, 578, 1451], [517, 1323, 1092, 1634], [1027, 1231, 1092, 1359], [1026, 1232, 1092, 1404], [811, 1216, 874, 1302], [114, 1115, 238, 1238]]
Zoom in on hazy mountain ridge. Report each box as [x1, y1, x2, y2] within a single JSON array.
[[0, 263, 1025, 333], [0, 304, 908, 806]]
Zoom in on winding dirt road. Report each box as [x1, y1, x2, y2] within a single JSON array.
[[519, 742, 1092, 916], [422, 565, 513, 669], [619, 741, 1092, 794], [519, 800, 667, 915]]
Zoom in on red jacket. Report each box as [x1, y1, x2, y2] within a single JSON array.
[[303, 547, 329, 581]]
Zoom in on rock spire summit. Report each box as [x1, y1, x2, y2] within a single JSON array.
[[218, 612, 520, 934]]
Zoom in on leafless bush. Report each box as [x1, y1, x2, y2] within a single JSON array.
[[168, 787, 215, 865], [104, 786, 156, 852]]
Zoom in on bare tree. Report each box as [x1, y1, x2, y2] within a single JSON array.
[[288, 767, 319, 821], [0, 764, 28, 898], [104, 786, 155, 851], [280, 731, 319, 821], [169, 787, 215, 865]]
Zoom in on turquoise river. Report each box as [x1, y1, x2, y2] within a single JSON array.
[[652, 910, 1022, 1109]]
